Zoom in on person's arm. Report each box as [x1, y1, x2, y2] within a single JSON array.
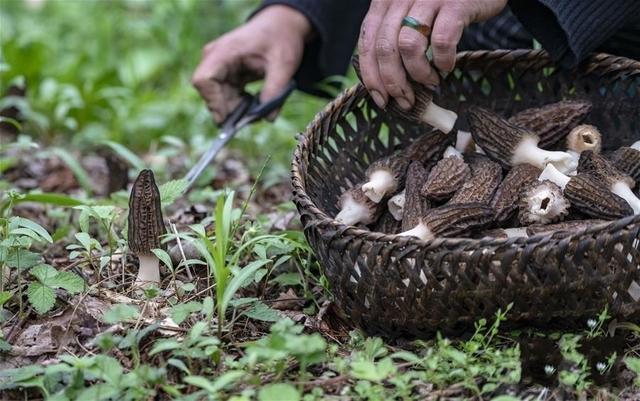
[[252, 1, 370, 96], [509, 0, 640, 68]]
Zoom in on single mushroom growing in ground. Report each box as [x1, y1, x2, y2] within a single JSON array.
[[608, 146, 640, 183], [518, 180, 570, 225], [467, 106, 576, 173], [401, 162, 431, 231], [539, 164, 634, 219], [508, 99, 592, 149], [351, 55, 458, 134], [421, 147, 471, 201], [361, 152, 410, 203], [577, 150, 640, 214], [335, 184, 382, 226], [490, 163, 541, 225], [398, 203, 494, 241], [447, 155, 502, 205], [128, 169, 166, 288]]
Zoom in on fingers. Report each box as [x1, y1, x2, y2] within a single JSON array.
[[398, 6, 438, 86], [358, 0, 390, 108], [430, 6, 466, 73], [192, 41, 244, 124], [375, 1, 415, 109]]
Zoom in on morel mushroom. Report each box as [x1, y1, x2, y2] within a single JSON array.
[[539, 164, 634, 220], [490, 164, 541, 225], [405, 130, 453, 168], [467, 106, 576, 173], [398, 203, 493, 241], [361, 152, 410, 203], [352, 55, 458, 134], [566, 125, 602, 154], [421, 149, 470, 201], [387, 189, 406, 221], [335, 184, 382, 226], [518, 180, 570, 225], [371, 210, 402, 234], [608, 146, 640, 183], [578, 150, 640, 214], [508, 100, 592, 149], [401, 162, 431, 231], [448, 156, 502, 205], [128, 169, 166, 287], [526, 219, 606, 236]]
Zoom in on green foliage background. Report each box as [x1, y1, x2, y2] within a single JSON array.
[[0, 0, 331, 178]]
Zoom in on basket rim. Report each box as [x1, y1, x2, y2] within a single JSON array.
[[291, 49, 640, 249]]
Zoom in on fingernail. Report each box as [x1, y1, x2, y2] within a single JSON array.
[[370, 90, 386, 109], [397, 97, 412, 110]]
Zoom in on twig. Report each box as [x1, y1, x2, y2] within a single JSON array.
[[171, 222, 193, 280]]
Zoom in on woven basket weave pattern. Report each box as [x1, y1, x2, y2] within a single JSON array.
[[292, 50, 640, 338]]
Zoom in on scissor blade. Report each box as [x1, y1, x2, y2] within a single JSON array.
[[184, 127, 238, 189]]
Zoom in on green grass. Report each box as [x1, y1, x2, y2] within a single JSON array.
[[1, 1, 640, 400]]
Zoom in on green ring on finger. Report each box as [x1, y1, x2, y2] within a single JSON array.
[[401, 16, 431, 38]]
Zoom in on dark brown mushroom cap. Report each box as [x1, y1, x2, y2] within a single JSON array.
[[422, 203, 494, 237], [609, 147, 640, 183], [405, 130, 453, 168], [448, 156, 502, 205], [352, 55, 434, 125], [370, 209, 402, 234], [421, 155, 471, 201], [401, 162, 431, 231], [577, 150, 634, 188], [508, 100, 592, 149], [490, 164, 541, 225], [526, 219, 607, 236], [467, 106, 538, 168], [564, 174, 634, 220], [128, 169, 166, 254]]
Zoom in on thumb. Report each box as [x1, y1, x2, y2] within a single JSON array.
[[260, 58, 296, 120]]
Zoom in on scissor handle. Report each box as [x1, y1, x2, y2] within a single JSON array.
[[222, 80, 296, 129]]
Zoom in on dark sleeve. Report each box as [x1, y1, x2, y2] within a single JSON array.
[[253, 0, 370, 96], [509, 0, 640, 68]]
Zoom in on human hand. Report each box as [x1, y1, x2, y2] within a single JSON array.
[[357, 0, 507, 109], [192, 5, 311, 124]]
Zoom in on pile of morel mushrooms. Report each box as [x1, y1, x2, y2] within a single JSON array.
[[334, 84, 640, 240]]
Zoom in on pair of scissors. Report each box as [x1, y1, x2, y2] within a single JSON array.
[[184, 81, 296, 190]]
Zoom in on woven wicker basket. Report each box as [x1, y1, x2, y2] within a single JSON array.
[[291, 50, 640, 338]]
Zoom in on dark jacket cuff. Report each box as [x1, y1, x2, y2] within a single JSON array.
[[253, 0, 369, 96], [509, 0, 640, 68]]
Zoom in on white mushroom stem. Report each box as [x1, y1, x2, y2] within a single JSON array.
[[538, 164, 570, 190], [523, 184, 570, 224], [566, 150, 580, 176], [455, 130, 474, 153], [611, 181, 640, 214], [512, 137, 577, 174], [335, 196, 371, 226], [422, 102, 458, 134], [388, 190, 406, 221], [504, 228, 529, 238], [135, 254, 160, 287], [443, 146, 463, 159], [566, 125, 601, 153], [632, 141, 640, 151], [398, 221, 434, 241], [362, 170, 395, 203]]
